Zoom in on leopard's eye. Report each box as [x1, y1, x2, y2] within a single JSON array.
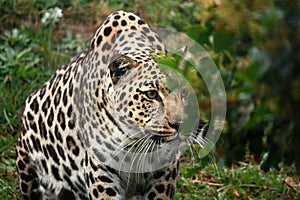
[[145, 90, 160, 100]]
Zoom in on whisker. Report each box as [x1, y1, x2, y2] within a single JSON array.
[[133, 136, 151, 168], [124, 134, 151, 188], [138, 137, 155, 182], [126, 138, 150, 187], [110, 130, 144, 158], [122, 136, 146, 191], [155, 138, 163, 167], [145, 137, 157, 176], [191, 137, 207, 149], [187, 138, 196, 165], [118, 133, 148, 177], [107, 130, 146, 172]]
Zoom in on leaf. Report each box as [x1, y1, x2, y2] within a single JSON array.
[[17, 65, 39, 79], [186, 25, 210, 45], [16, 47, 31, 62], [213, 30, 234, 52]]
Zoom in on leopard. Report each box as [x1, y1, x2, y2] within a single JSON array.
[[16, 10, 206, 200]]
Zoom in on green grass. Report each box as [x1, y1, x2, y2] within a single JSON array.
[[0, 134, 22, 199], [0, 0, 299, 199], [176, 158, 300, 199]]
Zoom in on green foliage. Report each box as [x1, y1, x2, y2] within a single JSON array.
[[0, 27, 41, 134], [189, 0, 300, 174], [0, 28, 40, 80], [106, 0, 200, 30], [0, 1, 88, 135]]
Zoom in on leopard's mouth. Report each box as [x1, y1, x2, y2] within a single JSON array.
[[151, 131, 179, 142], [122, 131, 179, 153]]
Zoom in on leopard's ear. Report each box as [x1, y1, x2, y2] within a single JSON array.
[[108, 55, 138, 84]]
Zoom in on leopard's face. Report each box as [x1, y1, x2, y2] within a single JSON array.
[[110, 55, 187, 142]]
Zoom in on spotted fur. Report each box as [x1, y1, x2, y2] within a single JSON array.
[[16, 10, 201, 200]]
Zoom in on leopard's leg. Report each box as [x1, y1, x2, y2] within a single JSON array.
[[85, 154, 124, 200], [143, 160, 179, 200], [16, 136, 42, 200], [16, 133, 88, 200]]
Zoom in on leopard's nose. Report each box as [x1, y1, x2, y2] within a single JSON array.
[[168, 121, 181, 131]]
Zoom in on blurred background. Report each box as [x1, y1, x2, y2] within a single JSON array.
[[0, 0, 299, 199]]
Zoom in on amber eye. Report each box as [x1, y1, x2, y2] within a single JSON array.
[[145, 90, 160, 100]]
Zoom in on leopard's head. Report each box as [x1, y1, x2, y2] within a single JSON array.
[[109, 54, 197, 144]]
